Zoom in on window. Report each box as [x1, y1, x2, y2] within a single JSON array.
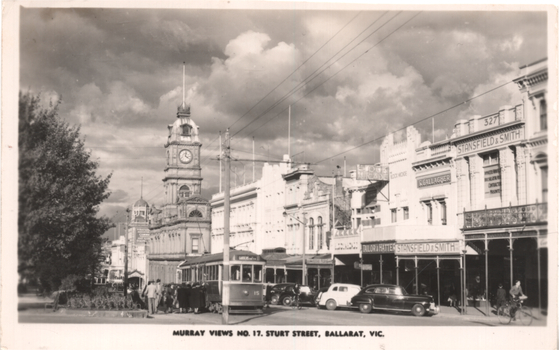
[[189, 210, 203, 218], [542, 166, 548, 202], [391, 209, 397, 223], [308, 218, 314, 250], [317, 217, 323, 250], [403, 207, 409, 220], [440, 201, 447, 225], [242, 265, 252, 282], [339, 286, 348, 292], [231, 265, 241, 281], [540, 99, 547, 131], [254, 265, 262, 282], [192, 238, 199, 253], [426, 203, 433, 225], [179, 185, 191, 199], [483, 152, 501, 198], [181, 124, 192, 136]]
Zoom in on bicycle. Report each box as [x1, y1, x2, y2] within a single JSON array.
[[497, 299, 533, 325], [291, 294, 302, 310]]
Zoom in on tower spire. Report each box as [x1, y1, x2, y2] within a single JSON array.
[[182, 61, 186, 106], [141, 177, 143, 199]]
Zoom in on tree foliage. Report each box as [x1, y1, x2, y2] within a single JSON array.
[[18, 92, 113, 292]]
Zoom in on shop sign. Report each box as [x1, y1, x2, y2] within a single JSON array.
[[334, 240, 360, 252], [356, 164, 389, 181], [306, 258, 333, 265], [395, 241, 461, 255], [390, 171, 407, 179], [354, 263, 372, 270], [456, 128, 523, 155], [417, 172, 451, 188], [362, 242, 395, 254], [484, 164, 501, 197]]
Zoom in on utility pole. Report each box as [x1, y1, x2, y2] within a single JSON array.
[[124, 208, 130, 298], [222, 129, 231, 324], [302, 212, 307, 285]]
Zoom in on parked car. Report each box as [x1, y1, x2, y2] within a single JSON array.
[[277, 285, 317, 306], [268, 283, 296, 305], [350, 284, 439, 316], [316, 283, 361, 310]]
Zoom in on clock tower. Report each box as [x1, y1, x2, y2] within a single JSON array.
[[162, 99, 203, 217]]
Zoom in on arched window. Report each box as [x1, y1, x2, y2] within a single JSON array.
[[189, 210, 203, 218], [317, 216, 323, 250], [540, 99, 547, 131], [179, 185, 191, 199], [309, 218, 314, 250], [181, 124, 192, 136]]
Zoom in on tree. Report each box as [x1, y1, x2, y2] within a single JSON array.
[[18, 92, 113, 292]]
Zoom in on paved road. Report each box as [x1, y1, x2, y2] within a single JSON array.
[[19, 304, 506, 327]]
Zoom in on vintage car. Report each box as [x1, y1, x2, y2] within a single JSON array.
[[350, 284, 439, 316], [315, 283, 361, 310], [277, 285, 317, 306], [268, 283, 295, 305]]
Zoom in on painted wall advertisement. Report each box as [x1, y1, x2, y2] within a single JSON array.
[[484, 164, 501, 198], [356, 164, 389, 181]]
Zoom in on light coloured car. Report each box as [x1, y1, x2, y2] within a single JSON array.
[[316, 283, 362, 310]]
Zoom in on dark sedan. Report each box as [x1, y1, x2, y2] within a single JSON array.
[[350, 284, 439, 316], [268, 283, 295, 305]]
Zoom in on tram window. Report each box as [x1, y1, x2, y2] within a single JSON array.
[[254, 265, 262, 282], [242, 265, 253, 282], [231, 265, 241, 281]]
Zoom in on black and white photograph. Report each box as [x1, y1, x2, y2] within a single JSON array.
[[2, 2, 557, 349]]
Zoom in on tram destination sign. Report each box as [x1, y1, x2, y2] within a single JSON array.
[[356, 164, 389, 181], [237, 255, 258, 261], [395, 241, 461, 255]]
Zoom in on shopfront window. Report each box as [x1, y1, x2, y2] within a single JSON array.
[[483, 152, 501, 199]]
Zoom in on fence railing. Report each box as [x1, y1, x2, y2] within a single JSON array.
[[462, 202, 547, 230]]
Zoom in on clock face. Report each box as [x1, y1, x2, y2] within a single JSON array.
[[179, 149, 193, 164]]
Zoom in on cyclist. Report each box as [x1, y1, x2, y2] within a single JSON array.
[[293, 283, 301, 309], [509, 280, 526, 320]]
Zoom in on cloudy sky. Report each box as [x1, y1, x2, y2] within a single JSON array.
[[19, 5, 548, 232]]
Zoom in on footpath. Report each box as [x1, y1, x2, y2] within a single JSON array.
[[437, 304, 548, 326]]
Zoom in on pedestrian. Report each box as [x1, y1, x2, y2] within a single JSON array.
[[185, 282, 192, 313], [146, 281, 157, 315], [155, 279, 162, 313], [495, 283, 507, 311], [141, 283, 149, 310], [177, 283, 188, 313], [265, 283, 272, 308], [165, 286, 174, 314], [190, 282, 202, 314]]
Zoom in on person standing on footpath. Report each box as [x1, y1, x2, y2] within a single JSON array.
[[146, 281, 157, 315], [155, 279, 162, 313], [495, 283, 507, 311]]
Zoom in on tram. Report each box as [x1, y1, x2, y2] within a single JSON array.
[[177, 250, 266, 314]]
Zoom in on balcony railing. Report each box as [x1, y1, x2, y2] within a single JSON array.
[[462, 202, 547, 230]]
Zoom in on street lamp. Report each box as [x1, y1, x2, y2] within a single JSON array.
[[283, 211, 307, 285]]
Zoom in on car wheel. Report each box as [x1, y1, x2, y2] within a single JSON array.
[[325, 299, 337, 311], [359, 303, 372, 314], [411, 304, 426, 317], [270, 295, 279, 305], [281, 296, 293, 306]]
